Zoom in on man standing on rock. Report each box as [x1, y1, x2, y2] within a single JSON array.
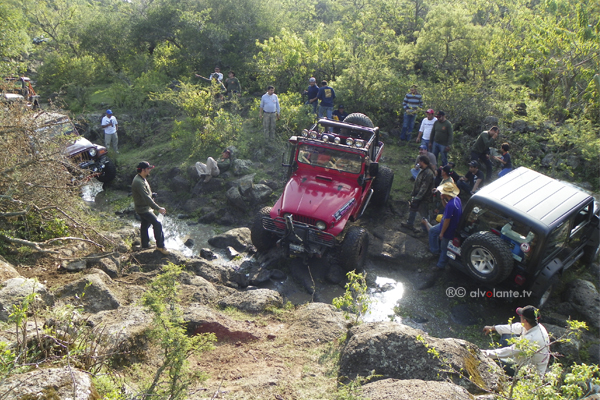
[[482, 306, 550, 376], [399, 85, 423, 144], [101, 109, 119, 153], [471, 126, 499, 183], [259, 85, 280, 139], [132, 161, 169, 255]]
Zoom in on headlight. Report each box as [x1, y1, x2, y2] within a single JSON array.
[[301, 129, 309, 137], [346, 138, 354, 146], [310, 131, 318, 139], [322, 134, 330, 142], [334, 137, 341, 144], [355, 139, 364, 148], [89, 148, 97, 157], [316, 221, 326, 230]]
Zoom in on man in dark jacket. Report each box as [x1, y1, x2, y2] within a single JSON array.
[[471, 126, 499, 182], [402, 155, 435, 234]]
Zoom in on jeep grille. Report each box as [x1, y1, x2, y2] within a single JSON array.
[[263, 217, 335, 248], [292, 215, 317, 226], [70, 150, 91, 163]]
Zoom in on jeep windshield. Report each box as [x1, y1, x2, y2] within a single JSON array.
[[297, 144, 362, 174]]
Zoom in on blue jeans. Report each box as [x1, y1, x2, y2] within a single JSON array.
[[471, 151, 493, 182], [456, 180, 472, 195], [410, 167, 420, 179], [318, 106, 333, 120], [400, 113, 416, 141], [428, 223, 451, 269], [138, 211, 165, 248], [432, 142, 448, 166], [498, 168, 512, 178], [420, 139, 430, 148]]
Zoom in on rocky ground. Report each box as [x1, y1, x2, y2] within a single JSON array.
[[0, 138, 599, 399]]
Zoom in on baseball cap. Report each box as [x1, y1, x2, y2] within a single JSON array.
[[338, 105, 344, 109], [309, 77, 316, 82], [468, 160, 480, 168], [426, 109, 435, 114], [437, 111, 445, 116], [137, 161, 154, 170], [419, 145, 428, 150], [106, 109, 113, 115], [516, 306, 539, 322]]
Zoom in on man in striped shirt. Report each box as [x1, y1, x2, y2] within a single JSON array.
[[399, 85, 423, 144]]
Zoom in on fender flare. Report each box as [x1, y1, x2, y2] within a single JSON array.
[[530, 258, 562, 296]]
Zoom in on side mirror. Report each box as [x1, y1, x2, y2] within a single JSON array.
[[369, 162, 379, 176]]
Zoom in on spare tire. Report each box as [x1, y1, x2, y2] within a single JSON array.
[[461, 231, 514, 284], [343, 113, 374, 128]]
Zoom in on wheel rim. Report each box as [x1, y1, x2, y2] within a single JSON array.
[[470, 248, 496, 274]]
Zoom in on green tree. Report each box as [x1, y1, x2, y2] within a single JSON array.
[[0, 2, 30, 76]]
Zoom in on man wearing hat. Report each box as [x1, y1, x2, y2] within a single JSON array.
[[332, 105, 348, 122], [423, 181, 462, 271], [415, 109, 437, 148], [482, 306, 550, 376], [195, 148, 233, 183], [101, 110, 119, 153], [457, 160, 484, 195], [132, 161, 169, 255], [303, 77, 319, 114], [429, 111, 453, 166], [410, 144, 437, 180]]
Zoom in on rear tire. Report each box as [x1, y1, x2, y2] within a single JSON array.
[[462, 231, 514, 284], [371, 166, 394, 207], [343, 113, 374, 128], [340, 226, 369, 272], [251, 207, 276, 252], [97, 160, 116, 183]]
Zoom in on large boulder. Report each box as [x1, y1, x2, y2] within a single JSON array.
[[183, 303, 261, 342], [218, 288, 283, 313], [0, 278, 54, 321], [0, 256, 20, 282], [226, 186, 248, 210], [562, 279, 600, 329], [232, 159, 254, 176], [208, 227, 252, 251], [186, 258, 248, 288], [545, 323, 582, 365], [368, 228, 430, 261], [0, 367, 96, 400], [54, 273, 121, 313], [287, 303, 347, 344], [250, 184, 273, 204], [361, 378, 472, 400], [338, 322, 503, 394]]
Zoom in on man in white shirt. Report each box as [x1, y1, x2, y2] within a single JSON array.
[[259, 86, 280, 139], [482, 305, 550, 376], [415, 108, 437, 148], [101, 109, 119, 153]]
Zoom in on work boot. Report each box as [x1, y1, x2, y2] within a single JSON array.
[[156, 247, 170, 255]]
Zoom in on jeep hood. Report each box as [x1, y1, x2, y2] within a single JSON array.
[[67, 138, 96, 156], [280, 173, 360, 226]]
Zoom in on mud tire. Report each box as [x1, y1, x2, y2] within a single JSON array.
[[251, 206, 276, 252], [343, 113, 374, 128], [371, 166, 394, 207], [462, 231, 514, 284], [340, 226, 369, 272], [96, 160, 116, 183]]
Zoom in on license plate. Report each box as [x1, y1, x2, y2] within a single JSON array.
[[447, 242, 461, 255], [447, 251, 456, 260], [289, 243, 305, 253]]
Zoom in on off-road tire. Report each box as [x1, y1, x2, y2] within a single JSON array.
[[340, 226, 369, 272], [97, 160, 116, 183], [371, 166, 394, 207], [462, 231, 514, 284], [251, 206, 276, 252], [582, 244, 600, 265], [530, 276, 559, 309], [343, 113, 374, 128]]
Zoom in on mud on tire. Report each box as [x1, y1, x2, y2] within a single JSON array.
[[251, 206, 276, 252], [343, 113, 374, 128], [371, 166, 394, 207], [462, 231, 514, 284], [339, 226, 369, 272]]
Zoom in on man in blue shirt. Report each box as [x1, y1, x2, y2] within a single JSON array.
[[303, 77, 319, 114], [317, 80, 336, 120], [424, 182, 462, 271], [259, 86, 280, 139], [332, 105, 348, 121]]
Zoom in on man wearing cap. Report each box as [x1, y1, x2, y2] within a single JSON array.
[[429, 111, 453, 166], [423, 182, 462, 271], [195, 148, 233, 183], [471, 126, 499, 182], [410, 145, 437, 180], [332, 105, 348, 122], [259, 85, 280, 139], [457, 161, 484, 195], [482, 306, 550, 376], [415, 109, 437, 148], [101, 110, 119, 153], [303, 77, 319, 114], [399, 85, 423, 144], [132, 162, 169, 255]]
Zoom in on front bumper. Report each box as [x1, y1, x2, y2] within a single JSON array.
[[262, 216, 336, 255]]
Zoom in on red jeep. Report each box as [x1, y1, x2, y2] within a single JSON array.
[[251, 113, 394, 271]]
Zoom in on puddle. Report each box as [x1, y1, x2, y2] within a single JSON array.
[[365, 275, 405, 323]]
